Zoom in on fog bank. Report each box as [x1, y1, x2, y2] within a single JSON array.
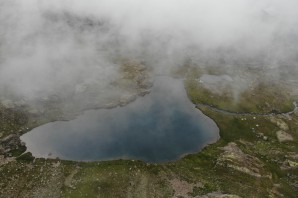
[[0, 0, 297, 100]]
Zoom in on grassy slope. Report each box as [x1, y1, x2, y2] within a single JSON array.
[[1, 67, 298, 197], [1, 107, 297, 197], [184, 67, 294, 114]]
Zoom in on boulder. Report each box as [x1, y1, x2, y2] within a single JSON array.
[[199, 192, 242, 198], [270, 117, 289, 131], [276, 130, 293, 142], [217, 142, 267, 178]]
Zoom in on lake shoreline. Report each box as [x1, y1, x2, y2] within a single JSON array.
[[21, 76, 220, 162]]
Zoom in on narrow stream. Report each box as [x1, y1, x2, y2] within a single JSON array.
[[195, 101, 297, 117]]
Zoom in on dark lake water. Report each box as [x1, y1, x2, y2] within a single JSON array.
[[21, 77, 219, 162]]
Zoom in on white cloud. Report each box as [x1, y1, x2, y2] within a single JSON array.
[[0, 0, 297, 98]]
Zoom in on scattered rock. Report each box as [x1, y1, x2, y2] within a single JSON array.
[[199, 192, 242, 198], [276, 130, 293, 142], [281, 152, 298, 170], [0, 155, 15, 166], [170, 178, 202, 198], [270, 117, 289, 131], [0, 134, 24, 156], [217, 142, 267, 177], [286, 152, 298, 160], [287, 160, 298, 168], [52, 161, 61, 168], [281, 160, 298, 170], [64, 169, 79, 189]]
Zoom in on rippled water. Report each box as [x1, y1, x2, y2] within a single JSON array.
[[21, 77, 219, 162]]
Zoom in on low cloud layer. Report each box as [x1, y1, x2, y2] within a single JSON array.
[[1, 0, 298, 99]]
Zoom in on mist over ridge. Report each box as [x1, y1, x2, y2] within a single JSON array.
[[0, 0, 298, 100]]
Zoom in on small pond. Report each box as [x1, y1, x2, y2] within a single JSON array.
[[21, 76, 219, 162]]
